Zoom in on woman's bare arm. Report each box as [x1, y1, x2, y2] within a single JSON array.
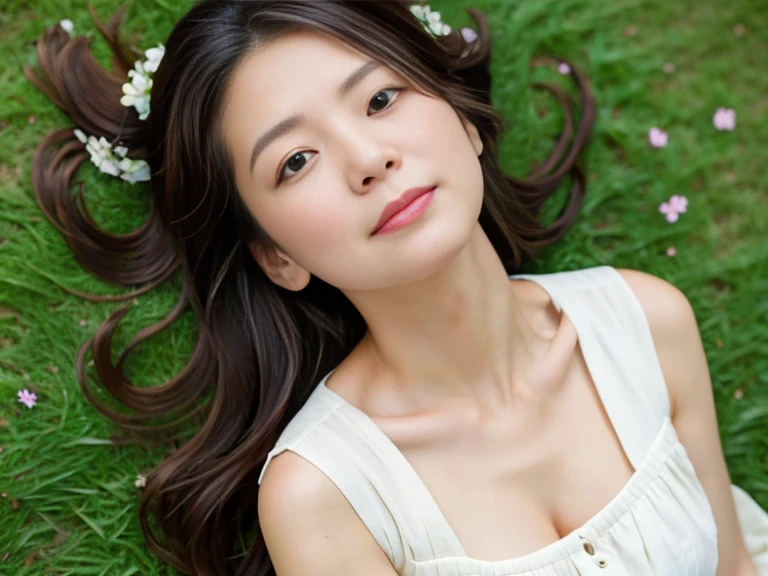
[[617, 268, 757, 576], [258, 451, 399, 575]]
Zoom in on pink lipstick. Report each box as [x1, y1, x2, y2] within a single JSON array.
[[372, 186, 436, 235]]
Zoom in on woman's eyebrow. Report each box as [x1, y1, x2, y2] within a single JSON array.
[[249, 59, 381, 174]]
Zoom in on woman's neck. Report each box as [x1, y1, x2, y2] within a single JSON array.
[[340, 223, 565, 413]]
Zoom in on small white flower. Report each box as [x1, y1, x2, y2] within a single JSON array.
[[409, 3, 451, 37], [72, 128, 151, 183], [128, 70, 150, 93], [120, 90, 151, 121], [121, 45, 164, 120], [558, 62, 571, 75], [135, 474, 147, 488], [84, 137, 106, 166], [119, 158, 152, 184], [410, 5, 427, 19], [143, 46, 165, 73], [429, 21, 450, 35], [59, 19, 74, 34], [102, 159, 122, 177]]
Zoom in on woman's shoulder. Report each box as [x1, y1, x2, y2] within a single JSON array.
[[611, 268, 701, 415], [571, 265, 693, 370], [257, 373, 345, 485], [258, 446, 398, 575], [515, 264, 682, 310]]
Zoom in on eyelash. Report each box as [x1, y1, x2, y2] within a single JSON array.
[[276, 86, 406, 185]]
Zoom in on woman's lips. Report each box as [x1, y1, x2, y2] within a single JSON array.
[[373, 185, 436, 235], [372, 187, 436, 235]]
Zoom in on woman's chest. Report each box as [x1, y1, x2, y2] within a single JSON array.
[[393, 422, 719, 575], [377, 352, 638, 561]]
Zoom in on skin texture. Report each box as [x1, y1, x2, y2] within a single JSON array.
[[221, 29, 756, 576], [617, 269, 756, 576]]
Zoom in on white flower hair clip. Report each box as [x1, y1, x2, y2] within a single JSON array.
[[409, 3, 451, 37], [73, 129, 151, 184], [120, 45, 165, 121]]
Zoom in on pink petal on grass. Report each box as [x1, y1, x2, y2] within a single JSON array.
[[666, 246, 677, 256], [649, 127, 668, 148], [17, 389, 37, 409], [669, 195, 688, 213], [659, 200, 681, 223], [713, 107, 736, 131], [558, 62, 571, 75]]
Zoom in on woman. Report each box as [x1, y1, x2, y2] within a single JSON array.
[[26, 1, 768, 575]]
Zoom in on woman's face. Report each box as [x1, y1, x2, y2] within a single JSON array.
[[221, 29, 484, 292]]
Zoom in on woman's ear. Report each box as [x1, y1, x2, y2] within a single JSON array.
[[461, 115, 483, 157], [247, 242, 311, 291]]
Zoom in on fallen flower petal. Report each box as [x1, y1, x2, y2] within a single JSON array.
[[558, 62, 571, 75], [17, 389, 37, 409], [658, 201, 681, 222], [713, 107, 736, 131], [669, 195, 688, 213], [648, 127, 668, 148], [666, 246, 677, 257]]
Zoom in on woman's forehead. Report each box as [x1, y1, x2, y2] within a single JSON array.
[[243, 29, 370, 78], [224, 29, 392, 121], [221, 29, 401, 182]]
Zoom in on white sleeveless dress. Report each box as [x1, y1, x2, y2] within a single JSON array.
[[258, 265, 768, 575]]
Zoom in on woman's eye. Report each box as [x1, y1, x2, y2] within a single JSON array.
[[276, 86, 405, 184], [278, 151, 316, 183], [366, 86, 404, 115]]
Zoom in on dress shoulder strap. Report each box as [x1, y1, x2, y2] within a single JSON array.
[[510, 265, 671, 469], [258, 380, 450, 571]]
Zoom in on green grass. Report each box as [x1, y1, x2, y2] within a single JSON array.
[[1, 0, 767, 573]]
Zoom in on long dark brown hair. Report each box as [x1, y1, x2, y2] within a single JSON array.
[[25, 1, 596, 574]]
